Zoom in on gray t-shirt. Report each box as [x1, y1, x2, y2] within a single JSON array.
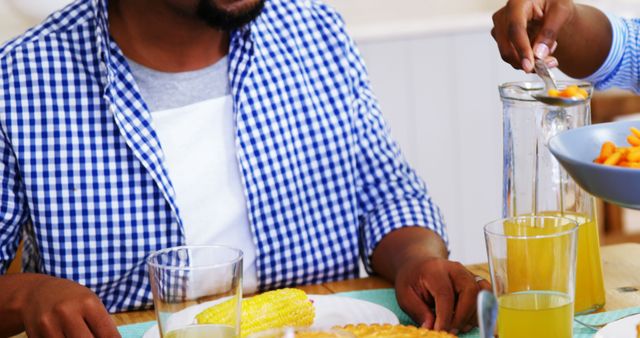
[[126, 56, 230, 112]]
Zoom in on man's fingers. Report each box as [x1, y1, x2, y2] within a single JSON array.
[[84, 299, 121, 338], [30, 315, 65, 338], [430, 274, 455, 332], [505, 0, 536, 71], [24, 324, 45, 338], [478, 279, 492, 292], [462, 278, 493, 328], [449, 268, 480, 333], [396, 287, 436, 329], [61, 315, 94, 338], [533, 1, 573, 59]]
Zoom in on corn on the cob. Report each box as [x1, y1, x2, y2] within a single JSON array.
[[196, 288, 315, 337]]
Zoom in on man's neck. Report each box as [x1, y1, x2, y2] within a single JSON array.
[[108, 0, 229, 72]]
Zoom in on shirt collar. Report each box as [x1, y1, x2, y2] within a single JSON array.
[[89, 0, 116, 88]]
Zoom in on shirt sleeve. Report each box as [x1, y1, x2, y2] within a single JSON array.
[[583, 14, 640, 92], [0, 61, 29, 274], [321, 7, 449, 272]]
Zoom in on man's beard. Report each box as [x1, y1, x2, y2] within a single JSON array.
[[196, 0, 265, 31]]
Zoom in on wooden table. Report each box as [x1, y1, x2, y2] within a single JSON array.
[[112, 243, 640, 326]]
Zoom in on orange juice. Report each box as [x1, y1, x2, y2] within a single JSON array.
[[545, 212, 605, 313], [504, 212, 605, 313], [498, 291, 573, 338]]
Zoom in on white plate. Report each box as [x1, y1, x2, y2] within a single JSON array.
[[595, 313, 640, 338], [143, 294, 399, 338]]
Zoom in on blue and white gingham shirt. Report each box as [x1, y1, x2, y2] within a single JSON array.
[[585, 14, 640, 91], [0, 0, 447, 312]]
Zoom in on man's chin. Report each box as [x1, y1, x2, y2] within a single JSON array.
[[197, 0, 265, 31], [213, 0, 261, 12]]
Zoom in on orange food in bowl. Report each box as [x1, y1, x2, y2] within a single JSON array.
[[548, 85, 589, 100], [594, 127, 640, 168]]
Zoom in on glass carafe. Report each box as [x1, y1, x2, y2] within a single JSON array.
[[500, 81, 605, 314]]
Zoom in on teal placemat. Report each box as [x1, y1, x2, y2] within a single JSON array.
[[118, 320, 155, 338], [574, 305, 640, 337], [117, 288, 640, 338]]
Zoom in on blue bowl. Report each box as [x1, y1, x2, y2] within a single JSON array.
[[549, 120, 640, 210]]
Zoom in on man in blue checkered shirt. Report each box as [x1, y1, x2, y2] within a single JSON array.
[[0, 0, 489, 336]]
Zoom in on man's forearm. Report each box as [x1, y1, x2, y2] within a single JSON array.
[[556, 4, 612, 78], [0, 273, 45, 336], [371, 227, 448, 282]]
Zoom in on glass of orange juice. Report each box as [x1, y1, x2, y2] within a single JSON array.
[[485, 215, 578, 338]]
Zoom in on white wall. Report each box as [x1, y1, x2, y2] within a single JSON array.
[[0, 1, 39, 43]]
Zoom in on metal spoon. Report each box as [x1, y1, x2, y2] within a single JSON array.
[[534, 58, 558, 90], [477, 290, 498, 338], [532, 93, 587, 107], [531, 58, 587, 107]]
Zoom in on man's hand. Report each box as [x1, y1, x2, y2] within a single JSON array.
[[491, 0, 611, 78], [0, 273, 121, 337], [371, 227, 490, 335], [395, 257, 490, 334]]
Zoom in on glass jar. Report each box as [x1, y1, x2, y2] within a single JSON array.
[[500, 81, 605, 314]]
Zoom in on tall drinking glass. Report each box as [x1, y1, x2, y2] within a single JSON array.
[[500, 81, 605, 314], [485, 216, 578, 338], [148, 246, 243, 338]]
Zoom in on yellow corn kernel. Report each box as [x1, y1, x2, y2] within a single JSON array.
[[196, 288, 315, 337]]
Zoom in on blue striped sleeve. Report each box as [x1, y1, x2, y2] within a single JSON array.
[[583, 14, 640, 92]]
